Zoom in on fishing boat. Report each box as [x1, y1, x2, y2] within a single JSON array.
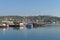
[[33, 23, 45, 27], [9, 25, 20, 27], [26, 23, 33, 29]]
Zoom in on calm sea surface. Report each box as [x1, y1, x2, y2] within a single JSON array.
[[0, 24, 60, 40]]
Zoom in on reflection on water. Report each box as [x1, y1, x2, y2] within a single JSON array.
[[0, 23, 60, 31], [0, 24, 60, 40], [13, 27, 20, 30], [0, 24, 60, 31], [0, 23, 45, 31]]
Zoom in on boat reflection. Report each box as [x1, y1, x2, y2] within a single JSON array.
[[0, 24, 45, 31], [13, 27, 20, 30], [0, 26, 8, 31], [13, 27, 24, 30]]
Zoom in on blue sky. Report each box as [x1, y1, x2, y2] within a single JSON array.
[[0, 0, 60, 16]]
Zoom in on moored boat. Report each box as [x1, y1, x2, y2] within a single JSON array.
[[26, 23, 33, 29], [9, 25, 20, 27], [33, 23, 45, 27]]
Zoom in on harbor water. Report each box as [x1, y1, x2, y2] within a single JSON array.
[[0, 24, 60, 40]]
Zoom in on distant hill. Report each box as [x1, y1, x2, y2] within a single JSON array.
[[0, 15, 60, 22]]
